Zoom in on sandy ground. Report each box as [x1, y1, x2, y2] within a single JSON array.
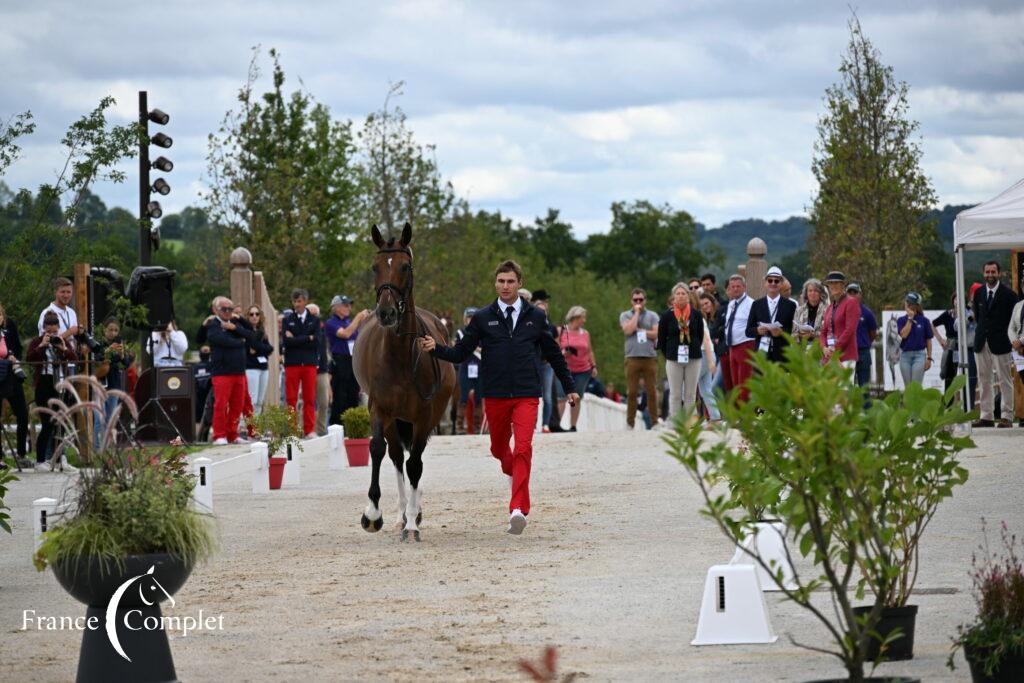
[[2, 426, 1023, 682]]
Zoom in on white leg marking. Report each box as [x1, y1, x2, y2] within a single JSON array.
[[404, 486, 422, 532], [393, 465, 408, 528], [363, 502, 382, 521]]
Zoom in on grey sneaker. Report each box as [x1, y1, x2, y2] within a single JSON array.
[[34, 461, 53, 473], [507, 509, 527, 535]]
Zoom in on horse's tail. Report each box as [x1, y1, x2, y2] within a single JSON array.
[[396, 419, 414, 451]]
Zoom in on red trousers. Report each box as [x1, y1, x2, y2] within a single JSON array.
[[725, 341, 756, 403], [212, 375, 247, 442], [485, 397, 539, 516], [285, 365, 318, 435]]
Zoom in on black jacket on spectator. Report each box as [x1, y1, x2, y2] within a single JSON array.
[[656, 308, 705, 362], [713, 305, 729, 356], [245, 329, 274, 370], [282, 309, 320, 366], [430, 298, 574, 399], [206, 317, 253, 376], [972, 282, 1019, 355], [745, 296, 797, 362], [0, 317, 24, 396]]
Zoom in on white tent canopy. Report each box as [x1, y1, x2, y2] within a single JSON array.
[[954, 177, 1024, 250]]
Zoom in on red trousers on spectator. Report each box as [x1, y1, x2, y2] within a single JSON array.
[[725, 341, 756, 403], [285, 365, 318, 435], [212, 374, 247, 443], [485, 397, 539, 516]]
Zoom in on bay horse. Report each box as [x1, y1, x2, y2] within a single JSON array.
[[352, 222, 456, 541]]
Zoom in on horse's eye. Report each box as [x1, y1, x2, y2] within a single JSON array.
[[401, 263, 411, 273], [372, 264, 379, 273]]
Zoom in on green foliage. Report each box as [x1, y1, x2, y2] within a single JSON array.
[[246, 404, 303, 458], [664, 339, 972, 681], [342, 406, 371, 439], [0, 465, 17, 534], [809, 16, 939, 313], [586, 200, 719, 298], [0, 110, 36, 176], [34, 448, 216, 573], [949, 520, 1024, 676]]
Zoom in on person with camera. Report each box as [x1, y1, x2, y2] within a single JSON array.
[[37, 277, 81, 351], [91, 317, 134, 449], [0, 301, 30, 466], [26, 312, 78, 471], [150, 320, 188, 367]]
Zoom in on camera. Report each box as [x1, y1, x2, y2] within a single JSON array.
[[12, 361, 26, 380], [50, 335, 64, 347], [75, 331, 104, 353]]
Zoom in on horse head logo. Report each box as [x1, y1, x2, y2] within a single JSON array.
[[105, 565, 175, 662]]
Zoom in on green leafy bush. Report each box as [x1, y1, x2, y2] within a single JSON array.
[[664, 339, 972, 681], [342, 406, 370, 439], [0, 465, 17, 533], [949, 520, 1024, 676], [246, 404, 302, 458]]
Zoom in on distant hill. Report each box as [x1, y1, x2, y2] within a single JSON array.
[[697, 204, 976, 273]]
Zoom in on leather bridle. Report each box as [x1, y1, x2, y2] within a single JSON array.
[[374, 246, 414, 316]]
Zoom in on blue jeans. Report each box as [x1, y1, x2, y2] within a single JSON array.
[[899, 349, 927, 387], [698, 354, 721, 421], [540, 363, 554, 426], [855, 347, 872, 387]]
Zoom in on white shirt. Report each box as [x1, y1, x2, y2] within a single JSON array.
[[38, 303, 79, 344], [985, 285, 998, 303], [150, 329, 188, 367], [497, 296, 523, 330], [727, 294, 754, 346]]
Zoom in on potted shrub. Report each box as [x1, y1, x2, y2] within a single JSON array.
[[664, 341, 970, 682], [849, 381, 972, 661], [949, 520, 1024, 682], [246, 404, 302, 489], [342, 406, 370, 467], [32, 378, 215, 683]]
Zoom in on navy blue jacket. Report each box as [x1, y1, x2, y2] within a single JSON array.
[[206, 317, 253, 376], [245, 330, 274, 370], [431, 298, 574, 399], [281, 309, 320, 366]]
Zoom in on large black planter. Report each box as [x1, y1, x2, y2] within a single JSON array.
[[965, 642, 1024, 683], [52, 553, 193, 683], [852, 604, 918, 661]]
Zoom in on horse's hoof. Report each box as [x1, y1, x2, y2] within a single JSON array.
[[413, 530, 421, 542], [400, 528, 409, 542], [361, 514, 383, 533]]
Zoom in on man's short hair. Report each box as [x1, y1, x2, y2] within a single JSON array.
[[42, 312, 60, 327], [631, 287, 646, 298], [700, 273, 716, 284], [494, 260, 523, 282], [291, 288, 309, 301], [983, 260, 1001, 272], [53, 276, 72, 290], [728, 274, 746, 286]]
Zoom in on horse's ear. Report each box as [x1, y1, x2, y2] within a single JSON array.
[[400, 222, 412, 247], [371, 224, 384, 248]]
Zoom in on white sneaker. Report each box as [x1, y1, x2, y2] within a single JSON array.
[[232, 436, 251, 444], [58, 457, 78, 473], [34, 461, 52, 473], [304, 432, 318, 440], [212, 438, 228, 446], [507, 509, 527, 535]]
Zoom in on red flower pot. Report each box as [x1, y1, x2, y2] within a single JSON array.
[[268, 456, 287, 489], [344, 438, 370, 467]]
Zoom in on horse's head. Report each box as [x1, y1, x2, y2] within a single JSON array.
[[371, 222, 414, 329]]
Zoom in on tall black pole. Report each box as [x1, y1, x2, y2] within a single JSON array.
[[139, 90, 151, 267]]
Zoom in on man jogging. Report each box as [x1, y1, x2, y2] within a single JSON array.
[[418, 260, 579, 535]]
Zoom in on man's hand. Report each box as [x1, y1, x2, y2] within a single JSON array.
[[418, 335, 436, 352], [822, 347, 833, 361], [769, 326, 782, 337], [1012, 340, 1024, 353], [567, 392, 581, 407], [222, 321, 236, 331], [358, 309, 371, 321], [62, 326, 78, 338], [284, 330, 293, 338], [757, 324, 768, 335], [41, 333, 51, 347]]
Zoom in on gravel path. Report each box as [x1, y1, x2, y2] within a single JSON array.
[[2, 427, 1022, 682]]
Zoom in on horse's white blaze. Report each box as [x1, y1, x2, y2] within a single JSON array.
[[404, 486, 422, 532], [363, 501, 382, 521], [387, 257, 393, 267]]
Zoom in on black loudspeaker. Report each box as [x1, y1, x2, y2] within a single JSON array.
[[127, 266, 176, 330], [135, 368, 195, 443], [88, 267, 124, 332]]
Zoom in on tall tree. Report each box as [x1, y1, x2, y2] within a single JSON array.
[[358, 82, 456, 239], [204, 48, 362, 304], [525, 208, 584, 272], [809, 16, 938, 312], [585, 200, 717, 301]]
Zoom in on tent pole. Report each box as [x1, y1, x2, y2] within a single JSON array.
[[954, 245, 970, 414]]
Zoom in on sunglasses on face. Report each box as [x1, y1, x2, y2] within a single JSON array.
[[766, 278, 781, 284], [689, 285, 700, 290], [248, 312, 261, 318], [219, 307, 233, 313], [632, 297, 645, 303]]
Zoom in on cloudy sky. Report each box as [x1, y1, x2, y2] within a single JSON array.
[[1, 1, 1022, 236]]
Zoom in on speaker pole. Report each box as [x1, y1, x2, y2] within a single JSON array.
[[138, 91, 152, 372]]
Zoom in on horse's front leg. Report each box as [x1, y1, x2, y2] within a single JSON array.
[[360, 417, 387, 532], [387, 428, 407, 530]]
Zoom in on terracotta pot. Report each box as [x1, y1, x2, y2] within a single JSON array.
[[344, 438, 370, 467], [268, 456, 287, 489]]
